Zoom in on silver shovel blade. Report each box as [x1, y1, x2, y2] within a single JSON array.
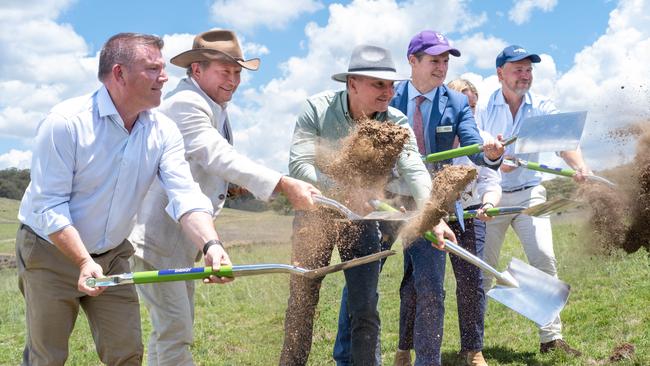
[[487, 257, 570, 327], [302, 250, 395, 279], [515, 111, 587, 154], [522, 198, 583, 217]]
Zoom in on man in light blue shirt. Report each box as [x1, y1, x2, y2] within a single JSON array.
[[16, 33, 232, 366], [476, 45, 591, 357]]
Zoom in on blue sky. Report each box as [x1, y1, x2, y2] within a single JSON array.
[[1, 0, 649, 173]]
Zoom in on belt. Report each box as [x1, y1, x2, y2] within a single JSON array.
[[20, 223, 104, 257], [502, 185, 536, 193]]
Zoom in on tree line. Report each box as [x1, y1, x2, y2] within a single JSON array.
[[0, 168, 30, 200]]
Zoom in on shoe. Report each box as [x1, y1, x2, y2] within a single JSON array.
[[459, 350, 488, 366], [540, 339, 582, 356], [394, 348, 412, 366]]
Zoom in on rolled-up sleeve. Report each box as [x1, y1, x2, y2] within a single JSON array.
[[157, 123, 213, 221], [28, 113, 76, 235], [289, 100, 320, 186]]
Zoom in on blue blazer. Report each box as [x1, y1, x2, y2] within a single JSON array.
[[390, 81, 491, 168]]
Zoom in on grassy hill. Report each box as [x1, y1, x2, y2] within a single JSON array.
[[0, 202, 648, 365]]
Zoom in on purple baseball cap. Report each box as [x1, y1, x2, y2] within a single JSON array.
[[407, 30, 461, 57], [495, 45, 541, 68]]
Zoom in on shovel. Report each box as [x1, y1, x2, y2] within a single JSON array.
[[372, 200, 570, 327], [514, 111, 587, 154], [448, 198, 583, 221], [505, 157, 617, 187], [423, 136, 517, 163], [312, 195, 418, 222], [421, 231, 570, 327], [86, 250, 395, 288]]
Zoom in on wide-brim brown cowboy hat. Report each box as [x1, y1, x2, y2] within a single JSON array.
[[170, 29, 260, 71]]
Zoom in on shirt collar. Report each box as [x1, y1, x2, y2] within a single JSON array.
[[190, 77, 227, 113], [408, 81, 438, 102], [97, 85, 120, 119]]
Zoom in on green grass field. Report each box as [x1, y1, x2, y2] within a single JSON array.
[[0, 199, 648, 365]]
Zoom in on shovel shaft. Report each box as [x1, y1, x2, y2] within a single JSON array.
[[423, 144, 482, 163], [423, 231, 503, 279], [133, 266, 234, 284], [448, 206, 525, 221], [515, 159, 576, 177]]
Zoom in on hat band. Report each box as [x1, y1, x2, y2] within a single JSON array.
[[348, 66, 396, 72]]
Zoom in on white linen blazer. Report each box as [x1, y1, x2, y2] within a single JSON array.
[[129, 77, 282, 269]]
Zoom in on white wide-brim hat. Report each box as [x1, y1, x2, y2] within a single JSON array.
[[331, 44, 408, 82]]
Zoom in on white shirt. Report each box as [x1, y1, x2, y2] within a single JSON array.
[[475, 89, 558, 191], [18, 86, 212, 254]]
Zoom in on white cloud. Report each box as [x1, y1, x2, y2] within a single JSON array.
[[0, 1, 98, 144], [210, 0, 324, 31], [225, 0, 488, 172], [509, 0, 558, 25], [552, 0, 650, 168], [0, 149, 32, 170]]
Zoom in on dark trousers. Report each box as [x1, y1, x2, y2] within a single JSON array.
[[399, 218, 486, 366], [280, 211, 382, 366]]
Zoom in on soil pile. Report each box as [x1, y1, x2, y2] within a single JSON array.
[[578, 122, 650, 253], [318, 118, 410, 214], [401, 165, 477, 244]]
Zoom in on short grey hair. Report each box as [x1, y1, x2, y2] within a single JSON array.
[[98, 33, 164, 82]]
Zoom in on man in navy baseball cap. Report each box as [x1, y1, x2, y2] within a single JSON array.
[[495, 45, 541, 68]]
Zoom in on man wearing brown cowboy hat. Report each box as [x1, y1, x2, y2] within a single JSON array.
[[129, 29, 320, 366], [282, 44, 457, 366]]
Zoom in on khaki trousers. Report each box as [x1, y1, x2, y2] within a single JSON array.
[[16, 225, 143, 366]]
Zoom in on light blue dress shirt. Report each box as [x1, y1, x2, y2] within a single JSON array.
[[18, 86, 213, 254], [475, 89, 558, 191]]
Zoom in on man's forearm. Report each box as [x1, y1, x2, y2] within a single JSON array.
[[560, 149, 587, 170], [179, 210, 220, 250], [49, 226, 93, 268]]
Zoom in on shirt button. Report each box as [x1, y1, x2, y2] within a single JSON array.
[[218, 194, 225, 200]]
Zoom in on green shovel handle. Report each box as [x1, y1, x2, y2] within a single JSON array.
[[133, 266, 234, 284], [520, 160, 575, 178], [423, 144, 482, 163]]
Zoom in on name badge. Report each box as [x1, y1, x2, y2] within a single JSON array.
[[436, 126, 453, 133]]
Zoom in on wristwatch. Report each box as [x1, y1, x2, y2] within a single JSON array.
[[202, 239, 224, 255]]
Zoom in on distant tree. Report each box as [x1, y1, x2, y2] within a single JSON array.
[[0, 168, 30, 200], [269, 193, 293, 215], [541, 177, 577, 200]]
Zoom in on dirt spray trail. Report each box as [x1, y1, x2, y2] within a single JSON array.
[[578, 122, 650, 253], [317, 118, 410, 214], [401, 165, 477, 245]]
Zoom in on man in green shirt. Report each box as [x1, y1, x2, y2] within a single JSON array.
[[280, 44, 455, 366]]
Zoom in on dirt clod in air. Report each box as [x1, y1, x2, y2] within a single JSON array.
[[317, 118, 410, 214], [0, 254, 16, 270], [401, 165, 477, 244], [578, 121, 650, 253]]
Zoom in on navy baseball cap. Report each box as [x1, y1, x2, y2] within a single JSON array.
[[408, 30, 461, 57], [495, 45, 541, 68]]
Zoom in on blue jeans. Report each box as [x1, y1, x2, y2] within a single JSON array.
[[280, 211, 382, 366], [333, 221, 400, 366], [334, 218, 486, 366], [399, 218, 486, 365]]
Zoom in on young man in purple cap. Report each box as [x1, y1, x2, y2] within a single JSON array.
[[477, 45, 590, 357], [332, 31, 504, 366], [389, 30, 506, 366]]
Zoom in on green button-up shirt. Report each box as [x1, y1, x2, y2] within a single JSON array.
[[289, 89, 432, 208]]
